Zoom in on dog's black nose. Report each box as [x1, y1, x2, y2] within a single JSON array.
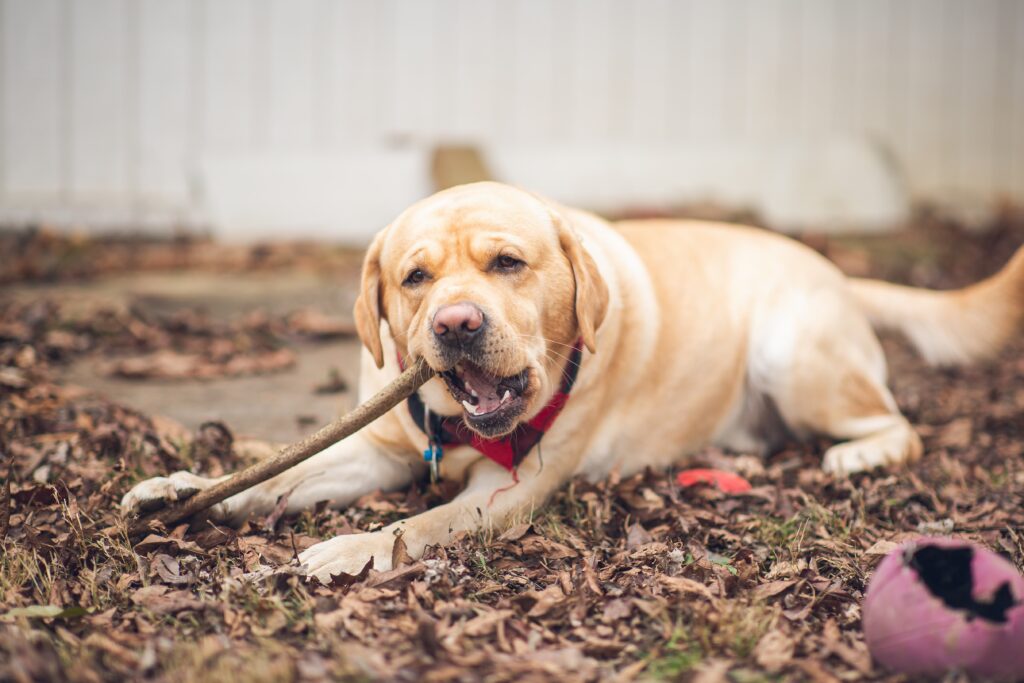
[[433, 303, 486, 345]]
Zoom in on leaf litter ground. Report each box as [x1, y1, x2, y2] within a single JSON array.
[[1, 215, 1022, 682]]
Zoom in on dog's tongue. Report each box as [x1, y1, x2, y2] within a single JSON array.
[[460, 364, 503, 414]]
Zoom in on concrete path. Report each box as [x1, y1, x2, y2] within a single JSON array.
[[11, 270, 365, 443]]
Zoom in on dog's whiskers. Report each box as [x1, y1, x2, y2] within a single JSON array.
[[514, 334, 583, 369], [510, 333, 583, 387], [515, 333, 580, 352]]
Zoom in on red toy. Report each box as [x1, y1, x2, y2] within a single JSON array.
[[676, 468, 752, 493]]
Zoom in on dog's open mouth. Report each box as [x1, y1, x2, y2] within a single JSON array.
[[441, 361, 529, 430]]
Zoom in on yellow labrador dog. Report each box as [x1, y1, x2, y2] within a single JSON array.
[[123, 182, 1023, 582]]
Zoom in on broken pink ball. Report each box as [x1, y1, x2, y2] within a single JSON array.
[[863, 536, 1024, 680]]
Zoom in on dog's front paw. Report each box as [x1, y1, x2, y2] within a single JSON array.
[[298, 533, 395, 584], [120, 471, 227, 519]]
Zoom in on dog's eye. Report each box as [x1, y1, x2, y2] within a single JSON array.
[[493, 255, 524, 272], [403, 269, 428, 286]]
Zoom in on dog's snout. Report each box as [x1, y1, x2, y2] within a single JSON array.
[[433, 302, 485, 345]]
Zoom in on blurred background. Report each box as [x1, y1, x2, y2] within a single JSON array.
[[2, 0, 1023, 441], [1, 0, 1022, 241]]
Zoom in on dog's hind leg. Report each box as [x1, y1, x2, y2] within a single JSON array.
[[754, 290, 923, 475]]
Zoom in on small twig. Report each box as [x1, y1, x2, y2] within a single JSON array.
[[0, 446, 13, 544], [124, 358, 434, 538], [263, 487, 295, 533], [289, 530, 301, 564]]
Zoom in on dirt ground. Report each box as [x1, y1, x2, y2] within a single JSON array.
[[1, 212, 1022, 682]]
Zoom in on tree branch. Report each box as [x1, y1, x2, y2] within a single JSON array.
[[124, 358, 434, 538]]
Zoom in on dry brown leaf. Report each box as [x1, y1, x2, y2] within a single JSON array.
[[522, 584, 566, 618], [752, 579, 798, 599], [601, 598, 633, 623], [939, 417, 973, 448], [320, 558, 374, 590], [691, 658, 733, 683], [366, 562, 424, 589], [391, 532, 413, 568], [134, 534, 206, 556], [517, 535, 577, 559], [753, 630, 794, 673], [130, 586, 204, 615], [151, 553, 190, 585], [864, 540, 900, 556], [497, 522, 531, 542], [461, 609, 515, 638], [658, 575, 715, 600], [625, 523, 653, 549]]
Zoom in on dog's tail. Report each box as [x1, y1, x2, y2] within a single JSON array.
[[847, 245, 1024, 365]]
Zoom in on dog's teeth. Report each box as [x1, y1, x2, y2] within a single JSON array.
[[469, 387, 478, 398], [461, 400, 478, 415], [502, 390, 511, 403]]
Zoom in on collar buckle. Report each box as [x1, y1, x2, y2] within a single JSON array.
[[423, 443, 442, 483], [422, 406, 443, 483]]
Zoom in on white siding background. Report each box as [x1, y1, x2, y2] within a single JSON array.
[[1, 0, 1022, 240]]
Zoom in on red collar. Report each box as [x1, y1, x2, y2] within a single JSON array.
[[404, 341, 583, 473]]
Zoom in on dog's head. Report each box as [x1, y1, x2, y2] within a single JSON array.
[[354, 182, 608, 438]]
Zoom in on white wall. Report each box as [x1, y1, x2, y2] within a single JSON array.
[[1, 0, 1022, 237]]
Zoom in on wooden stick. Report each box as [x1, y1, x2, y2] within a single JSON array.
[[125, 358, 434, 538]]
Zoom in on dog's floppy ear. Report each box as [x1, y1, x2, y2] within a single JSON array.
[[354, 228, 388, 368], [552, 211, 609, 353]]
